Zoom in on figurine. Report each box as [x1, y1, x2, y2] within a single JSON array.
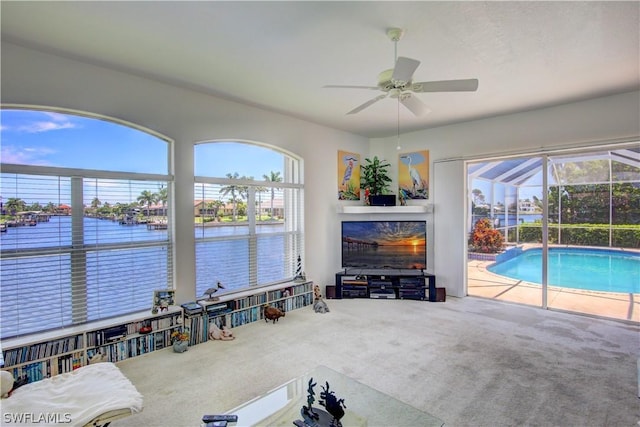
[[313, 284, 330, 314], [200, 281, 225, 301], [300, 378, 320, 424], [264, 305, 285, 323], [319, 381, 346, 427], [208, 323, 235, 341]]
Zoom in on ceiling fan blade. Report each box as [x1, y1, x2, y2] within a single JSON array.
[[392, 57, 420, 84], [400, 94, 431, 117], [347, 94, 387, 115], [410, 79, 479, 93], [323, 85, 379, 90]]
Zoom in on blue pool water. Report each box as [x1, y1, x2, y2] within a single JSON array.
[[488, 248, 640, 293]]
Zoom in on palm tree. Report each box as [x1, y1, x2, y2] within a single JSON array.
[[219, 172, 242, 221], [44, 202, 56, 213], [156, 186, 168, 217], [263, 171, 282, 219], [137, 190, 157, 219], [5, 198, 26, 215], [254, 184, 267, 221]]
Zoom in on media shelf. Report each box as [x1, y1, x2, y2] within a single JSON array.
[[335, 270, 436, 301], [185, 281, 314, 345], [1, 281, 314, 385], [1, 306, 183, 384]]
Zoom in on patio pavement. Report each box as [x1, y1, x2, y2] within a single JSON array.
[[468, 259, 640, 323]]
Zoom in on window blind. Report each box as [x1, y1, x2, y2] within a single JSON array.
[[194, 169, 304, 296], [0, 171, 173, 339]]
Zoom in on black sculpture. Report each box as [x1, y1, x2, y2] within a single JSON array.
[[319, 381, 346, 427], [296, 378, 346, 427]]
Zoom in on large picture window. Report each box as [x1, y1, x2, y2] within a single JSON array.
[[0, 109, 173, 338], [194, 142, 304, 296]]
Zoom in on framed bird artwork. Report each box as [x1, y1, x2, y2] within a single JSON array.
[[337, 150, 360, 200], [398, 150, 429, 200]]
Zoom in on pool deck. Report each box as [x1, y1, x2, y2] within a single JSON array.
[[468, 258, 639, 323]]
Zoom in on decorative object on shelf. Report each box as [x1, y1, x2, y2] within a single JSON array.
[[294, 255, 306, 282], [208, 323, 235, 341], [181, 301, 203, 315], [138, 320, 153, 335], [88, 351, 106, 364], [152, 289, 175, 314], [360, 156, 393, 205], [199, 281, 225, 301], [296, 378, 346, 427], [337, 150, 360, 200], [399, 150, 429, 200], [171, 328, 190, 353], [263, 305, 285, 323], [313, 284, 330, 314]]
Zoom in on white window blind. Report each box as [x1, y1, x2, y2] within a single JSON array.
[[0, 170, 173, 338], [193, 143, 304, 296]]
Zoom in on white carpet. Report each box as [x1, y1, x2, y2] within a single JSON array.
[[114, 297, 640, 427]]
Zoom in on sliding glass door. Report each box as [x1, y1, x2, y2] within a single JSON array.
[[466, 144, 639, 322]]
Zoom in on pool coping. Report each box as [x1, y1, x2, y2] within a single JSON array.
[[467, 244, 640, 323]]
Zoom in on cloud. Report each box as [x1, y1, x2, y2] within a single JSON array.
[[0, 145, 56, 166], [18, 120, 76, 133]]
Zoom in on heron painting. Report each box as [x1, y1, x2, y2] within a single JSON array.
[[399, 150, 429, 199], [337, 150, 360, 200]]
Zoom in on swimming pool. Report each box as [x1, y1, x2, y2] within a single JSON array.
[[488, 247, 640, 293]]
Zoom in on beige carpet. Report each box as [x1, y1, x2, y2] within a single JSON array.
[[114, 297, 640, 427]]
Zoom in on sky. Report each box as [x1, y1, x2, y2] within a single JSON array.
[[1, 109, 283, 176], [0, 109, 284, 206]]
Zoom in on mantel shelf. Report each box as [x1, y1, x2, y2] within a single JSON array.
[[337, 205, 431, 214]]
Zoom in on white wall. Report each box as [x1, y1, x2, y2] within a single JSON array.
[[2, 42, 639, 300]]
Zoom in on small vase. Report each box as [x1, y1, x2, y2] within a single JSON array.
[[173, 340, 188, 353]]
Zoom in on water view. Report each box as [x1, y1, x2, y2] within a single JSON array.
[[0, 216, 288, 338]]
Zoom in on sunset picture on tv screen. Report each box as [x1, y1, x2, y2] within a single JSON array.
[[342, 221, 426, 269]]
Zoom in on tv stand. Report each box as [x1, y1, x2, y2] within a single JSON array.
[[335, 269, 436, 301]]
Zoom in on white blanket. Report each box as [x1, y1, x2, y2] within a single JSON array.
[[1, 362, 143, 427]]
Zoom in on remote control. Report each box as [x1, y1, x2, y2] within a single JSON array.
[[202, 415, 238, 423]]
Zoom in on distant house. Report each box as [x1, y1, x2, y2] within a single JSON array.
[[519, 199, 538, 213], [56, 204, 72, 215]]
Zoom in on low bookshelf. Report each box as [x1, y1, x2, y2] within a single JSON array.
[[335, 269, 436, 301], [186, 280, 314, 345], [1, 281, 314, 385], [1, 307, 182, 384]]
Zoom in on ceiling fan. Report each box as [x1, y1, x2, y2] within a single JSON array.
[[324, 28, 479, 116]]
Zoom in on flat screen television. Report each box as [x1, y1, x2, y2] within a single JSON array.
[[341, 220, 427, 270]]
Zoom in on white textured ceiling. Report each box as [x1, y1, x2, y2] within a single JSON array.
[[1, 1, 639, 138]]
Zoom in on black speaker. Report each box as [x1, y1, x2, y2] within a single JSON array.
[[370, 195, 396, 206]]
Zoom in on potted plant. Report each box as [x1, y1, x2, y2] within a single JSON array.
[[360, 156, 394, 205], [171, 328, 190, 353]]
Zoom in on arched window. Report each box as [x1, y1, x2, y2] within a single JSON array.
[[0, 109, 173, 338], [194, 141, 304, 296]]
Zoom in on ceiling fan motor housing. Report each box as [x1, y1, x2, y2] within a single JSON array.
[[378, 69, 408, 91]]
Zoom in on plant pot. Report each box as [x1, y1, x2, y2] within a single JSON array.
[[173, 340, 189, 353]]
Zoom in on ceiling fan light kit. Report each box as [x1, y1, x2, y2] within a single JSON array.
[[324, 27, 479, 117]]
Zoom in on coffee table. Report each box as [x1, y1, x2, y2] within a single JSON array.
[[225, 365, 444, 426]]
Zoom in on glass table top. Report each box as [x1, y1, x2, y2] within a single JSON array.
[[223, 365, 444, 427]]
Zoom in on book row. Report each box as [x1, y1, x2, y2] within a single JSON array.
[[4, 352, 83, 383], [87, 330, 174, 362], [2, 335, 84, 367]]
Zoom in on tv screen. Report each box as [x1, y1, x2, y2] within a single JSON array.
[[341, 221, 427, 270]]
